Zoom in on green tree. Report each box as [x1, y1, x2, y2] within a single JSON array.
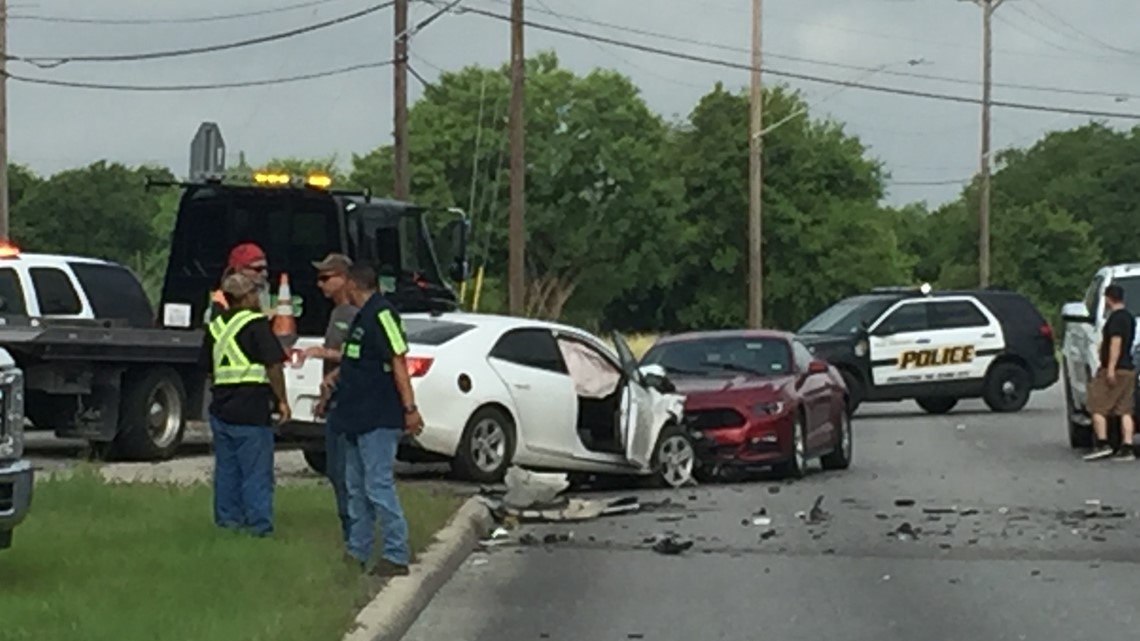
[[352, 51, 685, 321], [9, 164, 40, 211], [12, 161, 172, 268], [619, 83, 916, 332]]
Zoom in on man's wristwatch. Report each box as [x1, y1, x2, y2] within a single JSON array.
[[404, 404, 418, 414]]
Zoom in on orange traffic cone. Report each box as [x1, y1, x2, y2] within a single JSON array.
[[272, 273, 298, 349]]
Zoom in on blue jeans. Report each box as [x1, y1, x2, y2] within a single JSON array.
[[209, 415, 275, 536], [324, 415, 350, 545], [344, 428, 410, 565]]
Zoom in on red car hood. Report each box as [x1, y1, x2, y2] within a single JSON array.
[[671, 375, 790, 403]]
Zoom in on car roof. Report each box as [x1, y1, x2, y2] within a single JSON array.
[[652, 329, 795, 346], [402, 311, 602, 339], [0, 252, 114, 268]]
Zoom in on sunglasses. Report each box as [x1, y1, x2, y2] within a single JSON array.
[[245, 264, 268, 273], [318, 273, 341, 283]]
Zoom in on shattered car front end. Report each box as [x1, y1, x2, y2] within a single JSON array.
[[683, 394, 797, 471]]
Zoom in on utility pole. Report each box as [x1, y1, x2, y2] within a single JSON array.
[[747, 0, 763, 327], [0, 0, 9, 242], [508, 0, 525, 315], [393, 0, 410, 200], [971, 0, 1003, 288]]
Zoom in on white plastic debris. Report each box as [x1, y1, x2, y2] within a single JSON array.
[[753, 517, 772, 526], [502, 466, 571, 509]]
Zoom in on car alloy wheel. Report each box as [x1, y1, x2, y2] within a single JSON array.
[[657, 433, 695, 488], [840, 412, 852, 460], [793, 418, 806, 471], [470, 417, 507, 474]]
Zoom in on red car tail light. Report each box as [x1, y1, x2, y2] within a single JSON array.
[[407, 355, 434, 377], [1040, 323, 1054, 341]]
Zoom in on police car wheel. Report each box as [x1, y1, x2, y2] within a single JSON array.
[[452, 406, 516, 484], [915, 397, 958, 415], [983, 362, 1031, 413]]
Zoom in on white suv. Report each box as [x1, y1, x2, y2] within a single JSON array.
[[1060, 264, 1140, 448]]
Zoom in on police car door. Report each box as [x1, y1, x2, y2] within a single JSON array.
[[867, 300, 933, 387], [923, 297, 1002, 383]]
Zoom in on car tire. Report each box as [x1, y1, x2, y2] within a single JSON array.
[[916, 396, 958, 415], [0, 530, 11, 550], [983, 361, 1032, 413], [451, 406, 516, 484], [650, 422, 697, 488], [775, 412, 808, 480], [839, 370, 864, 414], [820, 409, 852, 471], [1063, 364, 1093, 449], [303, 448, 328, 476], [110, 367, 187, 461]]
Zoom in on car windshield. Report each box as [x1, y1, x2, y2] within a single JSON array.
[[641, 336, 792, 377], [799, 295, 898, 335]]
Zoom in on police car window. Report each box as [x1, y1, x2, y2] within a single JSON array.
[[800, 295, 898, 335], [875, 302, 929, 334], [928, 300, 988, 330], [30, 267, 82, 315], [490, 328, 568, 374], [0, 268, 26, 315], [641, 337, 791, 377]]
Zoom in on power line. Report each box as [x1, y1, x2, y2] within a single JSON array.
[[889, 177, 972, 186], [8, 0, 348, 25], [2, 60, 393, 91], [470, 0, 1140, 101], [8, 1, 393, 66], [1022, 0, 1140, 58], [458, 6, 1140, 121]]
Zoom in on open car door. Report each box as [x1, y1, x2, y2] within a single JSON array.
[[611, 331, 658, 470]]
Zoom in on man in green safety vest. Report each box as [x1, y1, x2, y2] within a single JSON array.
[[199, 272, 292, 537]]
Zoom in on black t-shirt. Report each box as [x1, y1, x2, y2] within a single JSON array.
[[199, 309, 288, 425], [330, 293, 408, 435], [1100, 308, 1136, 371]]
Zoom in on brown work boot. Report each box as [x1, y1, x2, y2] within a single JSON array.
[[369, 558, 410, 577]]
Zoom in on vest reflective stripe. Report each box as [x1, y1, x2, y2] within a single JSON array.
[[208, 310, 269, 385]]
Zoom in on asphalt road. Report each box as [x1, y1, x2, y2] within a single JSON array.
[[404, 384, 1140, 641]]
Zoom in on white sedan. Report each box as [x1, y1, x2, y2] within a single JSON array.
[[386, 312, 695, 486]]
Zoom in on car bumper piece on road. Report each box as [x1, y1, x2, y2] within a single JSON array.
[[0, 458, 34, 536]]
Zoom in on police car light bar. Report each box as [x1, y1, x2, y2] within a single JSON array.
[[870, 282, 933, 296]]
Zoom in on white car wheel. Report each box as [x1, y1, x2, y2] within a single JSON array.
[[452, 406, 516, 483], [652, 423, 695, 488]]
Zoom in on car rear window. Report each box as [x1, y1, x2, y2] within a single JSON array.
[[976, 292, 1047, 332], [404, 318, 475, 345]]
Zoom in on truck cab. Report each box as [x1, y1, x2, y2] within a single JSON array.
[[154, 172, 469, 462]]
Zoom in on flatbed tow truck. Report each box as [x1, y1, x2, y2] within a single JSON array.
[[3, 123, 467, 462]]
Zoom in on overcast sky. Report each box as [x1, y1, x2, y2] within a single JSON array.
[[9, 0, 1140, 207]]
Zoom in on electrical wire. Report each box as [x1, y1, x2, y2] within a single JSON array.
[[467, 0, 1140, 102], [457, 6, 1140, 120], [1022, 0, 1140, 58], [7, 0, 348, 25], [3, 60, 393, 91], [889, 177, 972, 186], [8, 1, 394, 67]]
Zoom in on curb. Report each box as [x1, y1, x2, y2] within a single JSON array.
[[342, 496, 494, 641]]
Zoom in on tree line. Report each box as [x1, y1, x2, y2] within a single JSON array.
[[10, 51, 1130, 332]]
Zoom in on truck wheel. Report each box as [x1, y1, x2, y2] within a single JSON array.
[[983, 362, 1032, 413], [916, 397, 958, 414], [110, 367, 187, 461], [303, 448, 328, 476]]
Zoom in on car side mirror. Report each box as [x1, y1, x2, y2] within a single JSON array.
[[638, 363, 676, 393], [808, 360, 829, 375], [1061, 301, 1092, 324]]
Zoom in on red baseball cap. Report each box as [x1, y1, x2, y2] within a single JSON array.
[[227, 243, 267, 270]]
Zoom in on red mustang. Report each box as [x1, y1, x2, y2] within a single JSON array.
[[640, 330, 852, 478]]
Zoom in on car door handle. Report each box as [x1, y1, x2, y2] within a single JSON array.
[[513, 383, 531, 390], [915, 338, 931, 344], [982, 332, 996, 338]]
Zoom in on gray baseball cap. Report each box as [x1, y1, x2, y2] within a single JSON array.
[[312, 253, 353, 273], [220, 272, 257, 298]]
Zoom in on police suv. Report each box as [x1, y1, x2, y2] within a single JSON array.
[[797, 285, 1059, 415], [1060, 263, 1140, 449]]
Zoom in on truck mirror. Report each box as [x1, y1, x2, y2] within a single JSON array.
[[439, 219, 470, 283]]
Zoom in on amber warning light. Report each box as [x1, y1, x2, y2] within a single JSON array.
[[252, 171, 332, 189], [0, 242, 21, 259]]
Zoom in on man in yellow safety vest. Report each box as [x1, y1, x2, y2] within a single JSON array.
[[199, 272, 291, 537]]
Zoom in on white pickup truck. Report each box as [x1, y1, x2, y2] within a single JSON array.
[[0, 346, 31, 550], [1060, 263, 1140, 448]]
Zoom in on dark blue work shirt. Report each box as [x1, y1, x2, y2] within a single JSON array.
[[330, 292, 408, 435]]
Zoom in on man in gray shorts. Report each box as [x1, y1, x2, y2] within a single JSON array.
[[304, 253, 360, 541]]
